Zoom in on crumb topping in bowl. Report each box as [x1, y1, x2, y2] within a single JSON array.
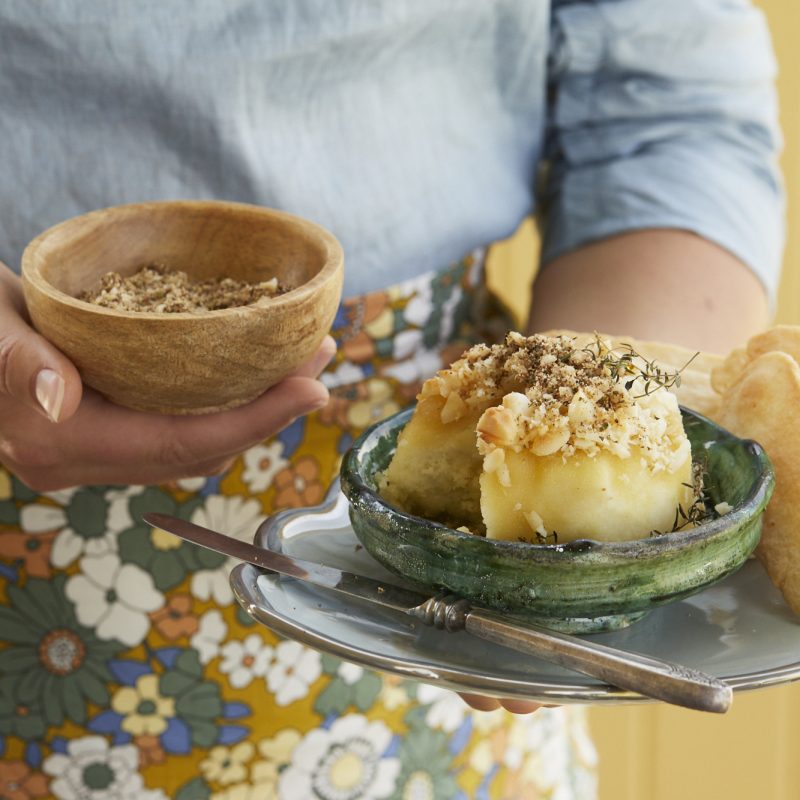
[[78, 263, 285, 312]]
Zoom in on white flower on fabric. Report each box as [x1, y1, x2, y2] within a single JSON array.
[[279, 715, 400, 800], [189, 495, 263, 606], [176, 476, 207, 492], [469, 709, 568, 784], [504, 715, 547, 772], [469, 740, 495, 775], [107, 486, 143, 522], [190, 609, 228, 664], [401, 283, 433, 327], [220, 634, 274, 689], [191, 495, 263, 542], [391, 328, 423, 361], [266, 640, 322, 706], [65, 554, 163, 647], [337, 661, 364, 686], [19, 504, 66, 536], [381, 348, 443, 386], [437, 282, 464, 344], [470, 706, 507, 735], [381, 350, 443, 385], [42, 735, 169, 799], [21, 488, 139, 569], [517, 708, 572, 790], [190, 562, 236, 606], [320, 361, 366, 390], [416, 684, 468, 733], [470, 707, 563, 776], [378, 681, 409, 712], [242, 442, 288, 494], [42, 487, 80, 505], [468, 708, 508, 771]]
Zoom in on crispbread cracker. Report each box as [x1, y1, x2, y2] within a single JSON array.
[[712, 327, 800, 395], [714, 351, 800, 614], [747, 325, 800, 363], [711, 347, 749, 395]]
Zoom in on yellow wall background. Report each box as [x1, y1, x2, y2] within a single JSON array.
[[486, 1, 800, 797]]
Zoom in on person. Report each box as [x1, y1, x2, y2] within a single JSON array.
[[0, 2, 783, 798]]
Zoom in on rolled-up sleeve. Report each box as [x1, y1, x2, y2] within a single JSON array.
[[542, 0, 785, 300]]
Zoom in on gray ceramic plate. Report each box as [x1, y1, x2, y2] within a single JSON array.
[[230, 482, 800, 704]]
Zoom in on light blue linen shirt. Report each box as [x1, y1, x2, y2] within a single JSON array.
[[0, 0, 784, 299]]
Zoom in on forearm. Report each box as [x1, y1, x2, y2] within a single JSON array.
[[526, 229, 770, 354]]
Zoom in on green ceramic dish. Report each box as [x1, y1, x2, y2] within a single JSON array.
[[340, 406, 775, 633]]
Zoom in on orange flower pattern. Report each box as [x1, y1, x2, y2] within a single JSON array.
[[273, 456, 327, 509], [1, 531, 56, 578], [0, 761, 49, 799], [149, 594, 199, 640]]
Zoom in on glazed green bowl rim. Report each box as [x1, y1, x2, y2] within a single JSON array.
[[340, 405, 775, 557]]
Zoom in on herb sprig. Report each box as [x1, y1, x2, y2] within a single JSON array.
[[649, 459, 713, 537], [581, 334, 699, 399]]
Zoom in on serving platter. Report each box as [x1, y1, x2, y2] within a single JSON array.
[[230, 482, 800, 705]]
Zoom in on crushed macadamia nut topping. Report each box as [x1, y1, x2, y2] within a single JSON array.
[[78, 264, 285, 312], [427, 332, 692, 474]]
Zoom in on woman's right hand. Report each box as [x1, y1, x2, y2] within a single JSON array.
[[0, 261, 335, 491]]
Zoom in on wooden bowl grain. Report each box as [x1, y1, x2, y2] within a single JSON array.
[[21, 200, 344, 414]]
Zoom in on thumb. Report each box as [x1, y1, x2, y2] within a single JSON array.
[[0, 268, 83, 422]]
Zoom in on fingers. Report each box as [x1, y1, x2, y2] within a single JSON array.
[[498, 699, 545, 714], [50, 374, 327, 481], [0, 262, 83, 422], [129, 337, 336, 466], [459, 693, 546, 714], [292, 335, 337, 379], [459, 693, 503, 712], [0, 315, 337, 489], [184, 456, 237, 479], [156, 374, 331, 461]]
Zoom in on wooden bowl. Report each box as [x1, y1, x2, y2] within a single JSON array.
[[21, 200, 344, 414]]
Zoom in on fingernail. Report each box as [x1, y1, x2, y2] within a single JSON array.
[[35, 369, 65, 423]]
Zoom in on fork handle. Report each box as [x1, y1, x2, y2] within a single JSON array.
[[409, 595, 731, 713], [465, 607, 731, 713]]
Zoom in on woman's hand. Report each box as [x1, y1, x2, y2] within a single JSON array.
[[460, 694, 547, 714], [0, 261, 335, 491]]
